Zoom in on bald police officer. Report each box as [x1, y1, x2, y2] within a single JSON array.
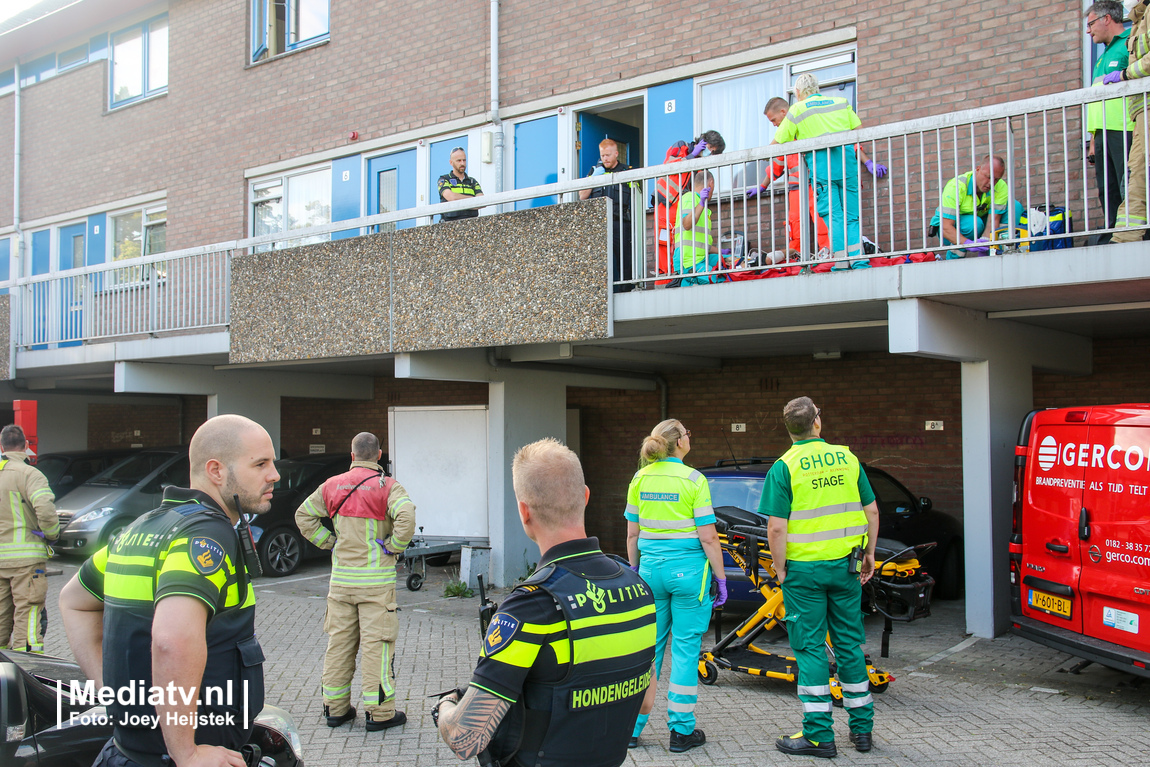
[[435, 438, 656, 767], [762, 398, 880, 758], [59, 415, 279, 767]]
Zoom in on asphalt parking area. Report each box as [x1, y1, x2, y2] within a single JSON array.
[[42, 558, 1150, 766]]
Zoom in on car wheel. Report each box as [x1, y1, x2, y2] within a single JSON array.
[[425, 553, 452, 567], [102, 523, 128, 549], [934, 542, 965, 600], [407, 572, 424, 591], [698, 660, 719, 686], [259, 528, 304, 577]]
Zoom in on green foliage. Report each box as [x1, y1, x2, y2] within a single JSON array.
[[444, 578, 474, 598]]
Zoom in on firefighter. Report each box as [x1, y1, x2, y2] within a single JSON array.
[[58, 414, 276, 767], [435, 438, 656, 767], [1107, 0, 1150, 243], [0, 424, 58, 653], [626, 419, 726, 753], [295, 432, 416, 734], [760, 398, 880, 758], [654, 131, 725, 285]]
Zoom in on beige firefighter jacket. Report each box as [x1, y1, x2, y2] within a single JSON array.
[[295, 461, 416, 595], [0, 451, 59, 566]]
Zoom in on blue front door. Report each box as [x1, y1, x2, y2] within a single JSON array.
[[367, 150, 417, 232], [514, 116, 558, 210], [57, 223, 86, 346]]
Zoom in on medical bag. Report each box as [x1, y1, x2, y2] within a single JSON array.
[[1025, 205, 1074, 251]]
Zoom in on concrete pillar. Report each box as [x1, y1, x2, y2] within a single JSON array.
[[888, 298, 1091, 638], [395, 349, 656, 586], [114, 362, 373, 453]]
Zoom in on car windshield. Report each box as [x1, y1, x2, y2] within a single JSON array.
[[707, 476, 765, 514], [33, 456, 70, 484], [89, 452, 172, 486], [274, 460, 332, 493]]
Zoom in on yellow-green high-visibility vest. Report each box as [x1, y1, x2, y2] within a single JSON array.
[[628, 459, 712, 540], [1088, 31, 1136, 133], [780, 441, 868, 561], [675, 192, 713, 268]]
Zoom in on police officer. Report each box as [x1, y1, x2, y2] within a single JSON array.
[[0, 424, 58, 653], [435, 438, 655, 767], [295, 431, 415, 733], [772, 73, 869, 269], [58, 414, 278, 767], [759, 397, 880, 758], [625, 419, 726, 753], [578, 138, 636, 292], [437, 147, 484, 221]]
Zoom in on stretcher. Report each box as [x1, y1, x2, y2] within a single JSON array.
[[698, 523, 935, 699]]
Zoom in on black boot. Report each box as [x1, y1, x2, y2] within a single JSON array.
[[324, 705, 356, 728], [775, 732, 837, 758], [849, 732, 872, 752], [669, 729, 706, 753]]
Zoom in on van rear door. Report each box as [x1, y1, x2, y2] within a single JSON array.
[[1081, 407, 1150, 654], [1019, 410, 1086, 633]]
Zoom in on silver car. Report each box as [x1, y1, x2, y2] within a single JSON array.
[[54, 448, 189, 556]]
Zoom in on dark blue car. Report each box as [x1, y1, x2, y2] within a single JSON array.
[[701, 458, 964, 611]]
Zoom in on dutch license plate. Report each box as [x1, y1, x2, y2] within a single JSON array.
[[1029, 588, 1072, 619]]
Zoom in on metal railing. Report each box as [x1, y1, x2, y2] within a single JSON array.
[[12, 78, 1150, 347]]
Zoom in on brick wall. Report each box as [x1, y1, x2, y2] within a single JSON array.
[[0, 1, 1083, 242], [280, 376, 488, 459], [87, 395, 208, 448], [572, 352, 965, 553], [1034, 337, 1150, 407]]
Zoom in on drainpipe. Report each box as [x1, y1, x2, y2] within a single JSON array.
[[490, 0, 504, 208], [11, 61, 22, 376], [486, 350, 669, 421]]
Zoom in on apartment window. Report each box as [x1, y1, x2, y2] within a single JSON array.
[[251, 167, 331, 249], [111, 16, 168, 107], [58, 43, 89, 71], [251, 0, 330, 62], [111, 206, 168, 261]]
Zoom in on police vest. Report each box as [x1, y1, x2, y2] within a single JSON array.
[[780, 442, 868, 561], [485, 558, 656, 767], [100, 503, 264, 754]]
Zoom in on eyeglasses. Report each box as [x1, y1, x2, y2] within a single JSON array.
[[815, 408, 822, 420], [1086, 16, 1105, 30], [681, 429, 692, 439]]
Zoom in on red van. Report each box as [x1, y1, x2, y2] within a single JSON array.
[[1010, 405, 1150, 677]]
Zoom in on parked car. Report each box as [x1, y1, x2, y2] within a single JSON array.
[[53, 448, 189, 556], [249, 453, 360, 577], [1010, 405, 1150, 678], [700, 458, 964, 609], [0, 649, 304, 766], [32, 448, 137, 499]]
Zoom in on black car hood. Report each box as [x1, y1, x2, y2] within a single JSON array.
[[0, 649, 87, 683]]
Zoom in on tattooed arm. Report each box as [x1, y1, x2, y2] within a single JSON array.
[[437, 686, 512, 760]]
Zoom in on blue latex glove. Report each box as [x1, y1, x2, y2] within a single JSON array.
[[590, 165, 606, 177], [1103, 71, 1124, 85], [374, 538, 397, 556], [745, 185, 762, 199], [698, 187, 711, 205], [713, 579, 728, 608], [963, 237, 991, 255], [688, 140, 707, 159], [865, 160, 889, 179], [31, 530, 45, 539], [629, 563, 640, 573]]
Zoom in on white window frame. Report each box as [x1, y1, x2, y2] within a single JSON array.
[[248, 162, 333, 250], [109, 13, 169, 109], [250, 0, 331, 63]]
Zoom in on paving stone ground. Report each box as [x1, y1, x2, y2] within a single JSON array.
[[42, 557, 1150, 766]]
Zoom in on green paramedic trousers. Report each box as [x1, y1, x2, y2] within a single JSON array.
[[781, 557, 874, 743]]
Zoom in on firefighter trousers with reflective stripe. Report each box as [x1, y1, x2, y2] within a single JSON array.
[[633, 553, 713, 737], [322, 586, 399, 719], [0, 563, 48, 652], [1114, 112, 1149, 243], [781, 558, 873, 743]]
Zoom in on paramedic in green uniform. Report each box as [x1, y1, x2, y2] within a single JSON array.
[[625, 419, 726, 753], [1086, 1, 1135, 241], [760, 398, 880, 759]]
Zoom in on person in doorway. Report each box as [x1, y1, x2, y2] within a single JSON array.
[[435, 438, 655, 767], [437, 147, 484, 221], [295, 432, 416, 735], [1106, 0, 1150, 243], [1086, 1, 1136, 242], [59, 414, 277, 767], [929, 156, 1019, 258], [654, 131, 725, 285], [626, 419, 726, 753], [579, 138, 637, 291], [0, 424, 58, 653], [771, 74, 869, 270], [761, 397, 880, 758]]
